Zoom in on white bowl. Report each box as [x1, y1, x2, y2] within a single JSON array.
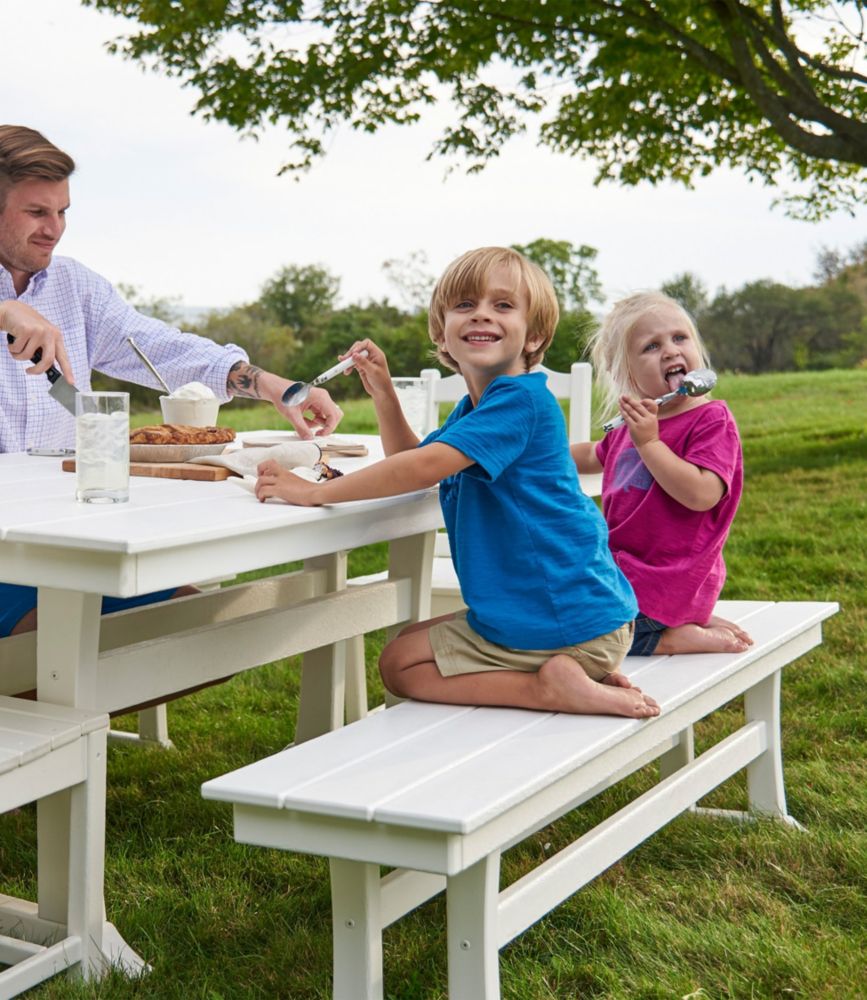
[[159, 396, 220, 427]]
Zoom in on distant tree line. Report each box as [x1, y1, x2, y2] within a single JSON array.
[[102, 239, 867, 411]]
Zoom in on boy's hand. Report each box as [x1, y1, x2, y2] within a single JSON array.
[[255, 458, 322, 506], [618, 395, 660, 448], [339, 339, 393, 398]]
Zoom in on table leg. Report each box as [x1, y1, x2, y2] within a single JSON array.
[[383, 530, 435, 709], [387, 531, 434, 638], [296, 531, 435, 738], [36, 588, 101, 923], [35, 586, 146, 974], [295, 553, 348, 744]]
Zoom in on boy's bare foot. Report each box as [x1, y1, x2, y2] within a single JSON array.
[[538, 656, 659, 718], [656, 621, 752, 655], [601, 672, 644, 693]]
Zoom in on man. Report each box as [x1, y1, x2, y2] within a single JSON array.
[[0, 125, 342, 636], [0, 124, 341, 453]]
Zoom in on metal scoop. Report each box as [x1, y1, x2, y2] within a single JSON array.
[[602, 367, 717, 432], [127, 336, 172, 395], [282, 350, 368, 407]]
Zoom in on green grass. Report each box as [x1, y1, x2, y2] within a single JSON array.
[[5, 369, 866, 998]]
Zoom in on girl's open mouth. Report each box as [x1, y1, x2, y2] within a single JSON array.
[[665, 366, 686, 390]]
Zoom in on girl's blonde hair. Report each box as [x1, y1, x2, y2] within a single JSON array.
[[428, 247, 559, 372], [588, 291, 711, 418]]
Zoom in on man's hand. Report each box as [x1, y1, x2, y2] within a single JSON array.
[[227, 362, 343, 439], [1, 301, 74, 382], [277, 385, 343, 439]]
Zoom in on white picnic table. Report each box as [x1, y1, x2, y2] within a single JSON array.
[[0, 434, 442, 972]]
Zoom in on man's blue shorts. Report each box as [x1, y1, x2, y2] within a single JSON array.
[[628, 614, 668, 656], [0, 582, 178, 638]]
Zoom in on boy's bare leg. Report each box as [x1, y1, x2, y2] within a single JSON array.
[[380, 628, 659, 719], [655, 619, 752, 655]]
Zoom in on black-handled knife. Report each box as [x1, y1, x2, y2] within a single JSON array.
[[6, 333, 79, 414]]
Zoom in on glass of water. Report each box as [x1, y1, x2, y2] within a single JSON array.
[[75, 392, 130, 503], [391, 377, 429, 438]]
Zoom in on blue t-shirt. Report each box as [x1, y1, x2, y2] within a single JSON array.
[[427, 372, 637, 649]]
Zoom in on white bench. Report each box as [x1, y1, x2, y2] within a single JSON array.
[[202, 600, 838, 1000], [0, 696, 109, 997]]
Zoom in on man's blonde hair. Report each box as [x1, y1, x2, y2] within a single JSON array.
[[428, 247, 559, 372], [0, 126, 75, 212], [588, 291, 711, 417]]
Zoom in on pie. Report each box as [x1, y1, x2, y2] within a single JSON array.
[[129, 424, 236, 445]]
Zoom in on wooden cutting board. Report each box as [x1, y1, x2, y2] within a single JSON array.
[[61, 459, 233, 481]]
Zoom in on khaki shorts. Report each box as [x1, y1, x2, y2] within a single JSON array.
[[429, 612, 633, 682]]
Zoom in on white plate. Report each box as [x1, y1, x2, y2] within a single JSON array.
[[129, 443, 229, 463]]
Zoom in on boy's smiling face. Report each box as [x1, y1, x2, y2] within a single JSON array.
[[441, 264, 541, 387], [627, 305, 703, 401]]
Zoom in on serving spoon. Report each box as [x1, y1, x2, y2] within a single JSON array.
[[602, 367, 717, 432], [282, 350, 368, 407]]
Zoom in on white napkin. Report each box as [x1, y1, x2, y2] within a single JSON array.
[[188, 441, 321, 477]]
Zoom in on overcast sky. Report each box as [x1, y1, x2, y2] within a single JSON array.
[[6, 0, 866, 314]]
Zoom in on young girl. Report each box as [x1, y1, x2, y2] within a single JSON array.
[[571, 291, 752, 656]]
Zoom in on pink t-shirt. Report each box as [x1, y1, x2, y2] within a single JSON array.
[[595, 401, 743, 628]]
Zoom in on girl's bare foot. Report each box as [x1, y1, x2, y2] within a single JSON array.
[[656, 622, 751, 655], [538, 656, 659, 718], [707, 614, 753, 646]]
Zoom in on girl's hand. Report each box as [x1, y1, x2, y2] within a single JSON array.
[[338, 340, 393, 398], [619, 395, 660, 448], [255, 459, 321, 506]]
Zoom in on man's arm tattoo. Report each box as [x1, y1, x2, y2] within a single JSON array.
[[227, 361, 266, 399]]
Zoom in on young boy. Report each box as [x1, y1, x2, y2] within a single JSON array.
[[256, 247, 659, 718]]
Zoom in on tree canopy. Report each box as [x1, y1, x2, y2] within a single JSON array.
[[85, 0, 866, 217]]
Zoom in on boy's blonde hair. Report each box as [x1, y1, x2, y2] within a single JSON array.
[[588, 291, 711, 417], [428, 247, 559, 372]]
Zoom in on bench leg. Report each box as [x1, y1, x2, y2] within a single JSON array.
[[659, 726, 697, 815], [330, 859, 383, 1000], [106, 705, 174, 748], [67, 728, 107, 979], [447, 852, 501, 1000], [744, 672, 803, 829]]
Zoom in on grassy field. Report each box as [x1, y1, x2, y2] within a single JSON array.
[[3, 369, 865, 998]]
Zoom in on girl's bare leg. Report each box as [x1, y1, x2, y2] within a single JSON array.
[[380, 629, 659, 718]]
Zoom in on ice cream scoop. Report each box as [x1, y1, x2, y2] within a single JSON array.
[[602, 367, 717, 432], [282, 350, 369, 407], [167, 381, 216, 400], [127, 336, 172, 395]]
